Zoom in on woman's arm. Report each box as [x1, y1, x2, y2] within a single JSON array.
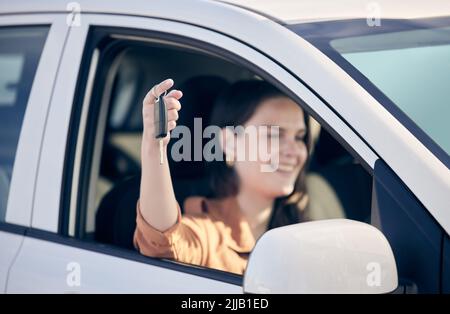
[[139, 78, 182, 232]]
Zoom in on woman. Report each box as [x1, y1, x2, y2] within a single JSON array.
[[134, 78, 310, 275]]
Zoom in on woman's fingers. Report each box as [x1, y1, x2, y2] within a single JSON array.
[[167, 120, 177, 131], [143, 78, 174, 105], [164, 96, 181, 111], [142, 79, 181, 141], [167, 108, 179, 122], [166, 89, 183, 100], [154, 78, 174, 97]]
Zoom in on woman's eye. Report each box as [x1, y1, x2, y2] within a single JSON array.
[[295, 135, 305, 142]]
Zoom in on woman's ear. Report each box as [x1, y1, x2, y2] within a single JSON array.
[[220, 127, 236, 163]]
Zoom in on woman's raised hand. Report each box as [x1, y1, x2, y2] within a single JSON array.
[[142, 78, 183, 146]]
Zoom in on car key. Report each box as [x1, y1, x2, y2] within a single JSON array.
[[154, 90, 168, 165]]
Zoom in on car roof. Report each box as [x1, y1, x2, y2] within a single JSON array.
[[2, 0, 450, 25], [219, 0, 450, 24]]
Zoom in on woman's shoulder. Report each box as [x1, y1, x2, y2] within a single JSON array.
[[182, 196, 225, 216], [180, 196, 228, 234], [183, 196, 207, 215]]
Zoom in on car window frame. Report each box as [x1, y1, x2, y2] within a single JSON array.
[[28, 13, 380, 286], [0, 14, 69, 227]]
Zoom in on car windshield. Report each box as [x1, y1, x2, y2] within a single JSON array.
[[289, 17, 450, 165]]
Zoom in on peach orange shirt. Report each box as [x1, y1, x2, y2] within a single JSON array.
[[133, 196, 256, 275]]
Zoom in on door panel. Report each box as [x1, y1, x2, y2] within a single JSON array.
[[0, 231, 24, 292], [7, 236, 241, 293], [0, 14, 68, 293]]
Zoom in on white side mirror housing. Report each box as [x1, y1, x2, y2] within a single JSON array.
[[244, 219, 398, 294]]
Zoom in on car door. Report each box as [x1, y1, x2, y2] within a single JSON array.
[[4, 5, 387, 292], [0, 13, 68, 293]]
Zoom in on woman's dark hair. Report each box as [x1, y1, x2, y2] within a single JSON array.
[[207, 80, 311, 228]]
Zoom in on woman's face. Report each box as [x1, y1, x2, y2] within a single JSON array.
[[229, 96, 308, 199]]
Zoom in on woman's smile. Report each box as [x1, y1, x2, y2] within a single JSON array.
[[277, 163, 297, 173]]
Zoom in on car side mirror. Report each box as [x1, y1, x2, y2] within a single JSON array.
[[244, 219, 398, 293]]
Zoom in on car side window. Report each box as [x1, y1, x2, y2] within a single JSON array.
[[66, 27, 375, 275], [0, 26, 49, 221]]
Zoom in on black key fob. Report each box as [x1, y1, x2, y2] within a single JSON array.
[[154, 92, 168, 139]]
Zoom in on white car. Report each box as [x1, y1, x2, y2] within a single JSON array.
[[0, 0, 449, 294]]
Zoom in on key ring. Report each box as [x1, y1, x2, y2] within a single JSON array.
[[152, 87, 167, 104]]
